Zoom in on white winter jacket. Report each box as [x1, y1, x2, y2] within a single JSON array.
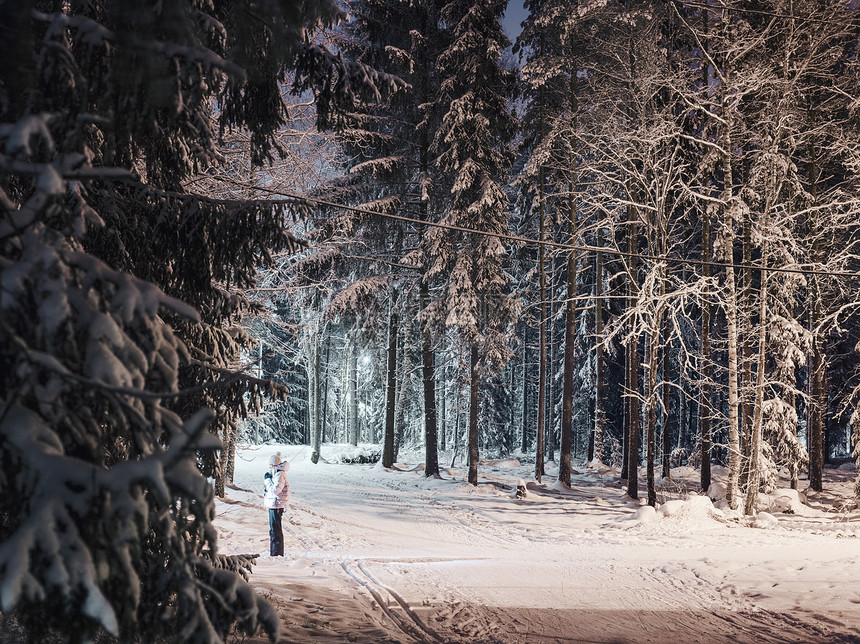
[[264, 461, 290, 509]]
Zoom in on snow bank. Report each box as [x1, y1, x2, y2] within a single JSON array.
[[707, 481, 727, 502], [332, 446, 381, 464], [625, 494, 727, 533], [672, 466, 698, 479], [584, 462, 618, 477], [751, 512, 779, 529], [757, 488, 807, 515], [480, 457, 521, 469], [633, 505, 658, 522]]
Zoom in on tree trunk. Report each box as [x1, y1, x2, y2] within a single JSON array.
[[740, 198, 753, 490], [382, 298, 399, 468], [662, 323, 671, 481], [558, 194, 577, 486], [440, 367, 447, 452], [307, 336, 317, 449], [215, 421, 236, 498], [311, 326, 322, 461], [452, 356, 463, 467], [626, 204, 640, 499], [521, 323, 530, 453], [594, 237, 605, 465], [621, 337, 629, 481], [724, 231, 742, 509], [321, 327, 331, 444], [808, 145, 825, 492], [700, 207, 712, 492], [809, 298, 825, 491], [226, 430, 236, 483], [536, 166, 547, 482], [421, 279, 440, 477], [547, 267, 557, 462], [468, 343, 480, 485], [678, 358, 687, 452], [721, 54, 742, 510], [699, 4, 713, 494], [394, 323, 410, 462], [349, 346, 359, 446], [646, 320, 661, 507], [744, 260, 768, 515]]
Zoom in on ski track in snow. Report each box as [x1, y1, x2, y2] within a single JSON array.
[[217, 445, 860, 643]]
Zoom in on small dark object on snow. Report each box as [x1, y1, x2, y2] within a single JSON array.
[[340, 450, 382, 464], [515, 480, 527, 499]]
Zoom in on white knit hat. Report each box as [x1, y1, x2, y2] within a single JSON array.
[[267, 452, 282, 467]]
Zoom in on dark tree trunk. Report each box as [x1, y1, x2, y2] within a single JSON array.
[[547, 313, 557, 462], [536, 167, 547, 482], [318, 328, 330, 444], [646, 325, 660, 507], [594, 239, 605, 465], [558, 201, 577, 486], [699, 5, 712, 494], [452, 351, 463, 467], [521, 323, 530, 453], [394, 323, 410, 462], [621, 337, 629, 481], [382, 299, 399, 468], [625, 205, 639, 499], [808, 145, 824, 492], [700, 206, 712, 492], [215, 421, 236, 498], [740, 196, 753, 490], [349, 346, 359, 446], [809, 325, 825, 491], [421, 278, 440, 477], [440, 367, 447, 452], [468, 343, 480, 485], [662, 327, 671, 480]]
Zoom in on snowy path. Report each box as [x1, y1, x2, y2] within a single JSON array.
[[216, 445, 860, 643]]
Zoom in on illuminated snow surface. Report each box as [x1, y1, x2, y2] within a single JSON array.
[[215, 445, 860, 643]]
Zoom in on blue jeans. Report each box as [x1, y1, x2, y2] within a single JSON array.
[[268, 508, 284, 556]]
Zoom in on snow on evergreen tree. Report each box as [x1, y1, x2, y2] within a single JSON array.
[[427, 0, 519, 484], [0, 0, 396, 640], [289, 0, 449, 471], [513, 0, 573, 481]]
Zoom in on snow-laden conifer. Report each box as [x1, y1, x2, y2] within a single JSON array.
[[0, 0, 395, 639], [429, 0, 518, 485]]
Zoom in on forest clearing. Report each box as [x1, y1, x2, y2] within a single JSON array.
[[217, 444, 860, 644], [5, 1, 860, 642]]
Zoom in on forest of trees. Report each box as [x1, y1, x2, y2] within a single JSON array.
[[2, 0, 860, 641], [243, 0, 860, 516]]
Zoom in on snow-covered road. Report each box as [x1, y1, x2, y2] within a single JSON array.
[[215, 444, 860, 643]]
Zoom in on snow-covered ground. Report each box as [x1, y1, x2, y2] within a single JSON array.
[[216, 444, 860, 643]]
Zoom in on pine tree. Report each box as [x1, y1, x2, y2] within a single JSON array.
[[429, 0, 518, 485], [302, 0, 448, 472], [515, 0, 572, 482], [0, 0, 395, 639]]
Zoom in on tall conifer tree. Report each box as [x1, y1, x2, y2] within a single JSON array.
[[0, 1, 396, 639], [429, 0, 518, 484]]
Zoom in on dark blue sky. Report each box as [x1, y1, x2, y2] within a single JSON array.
[[502, 0, 527, 39]]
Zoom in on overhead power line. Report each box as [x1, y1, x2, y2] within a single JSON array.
[[210, 174, 860, 280]]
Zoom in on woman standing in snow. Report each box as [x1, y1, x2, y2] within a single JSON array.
[[264, 452, 290, 556]]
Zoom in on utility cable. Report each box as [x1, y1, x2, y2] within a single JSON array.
[[209, 173, 860, 280]]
